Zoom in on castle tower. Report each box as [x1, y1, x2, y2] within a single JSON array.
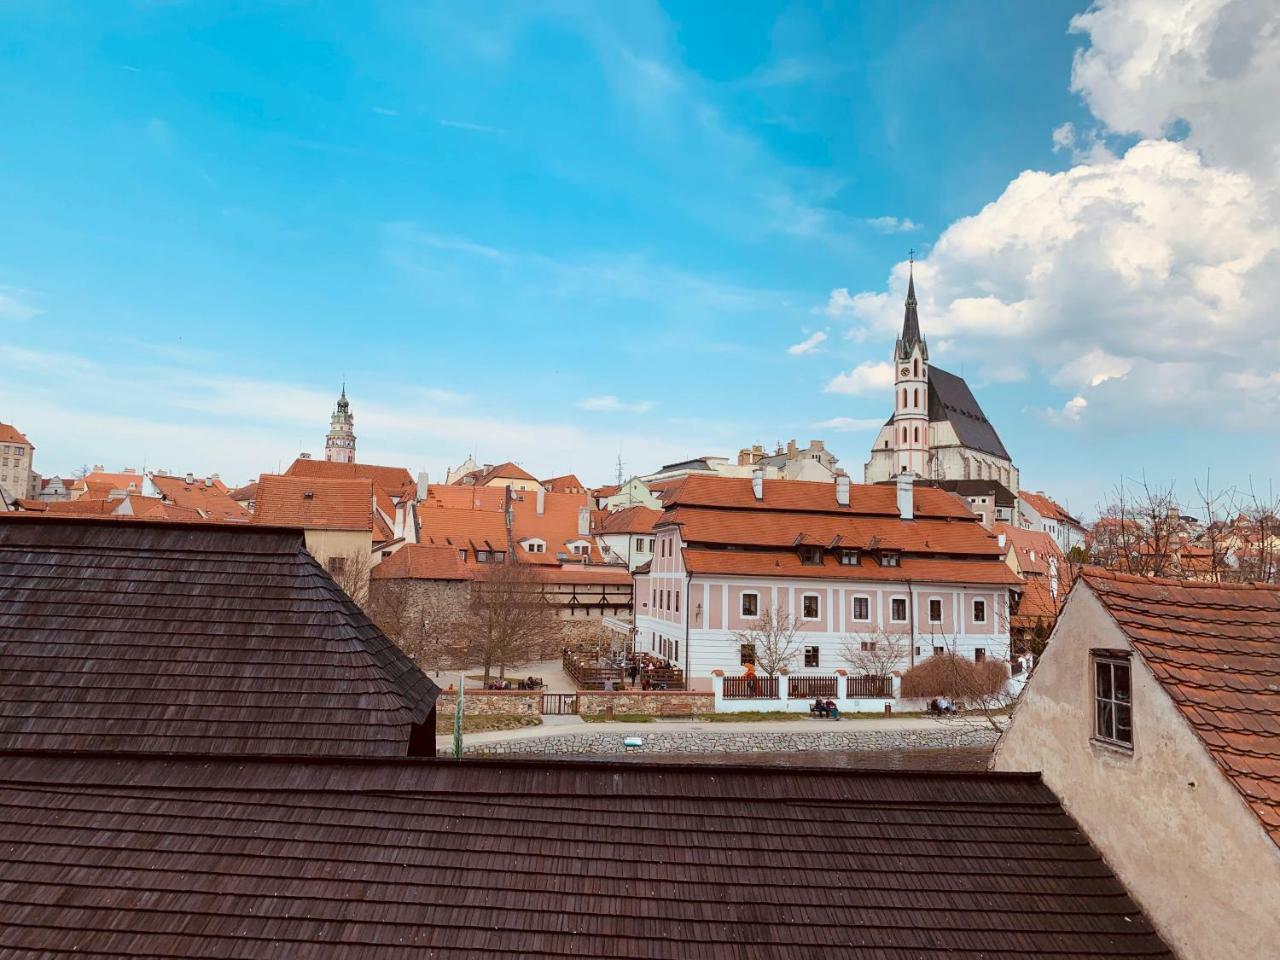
[[325, 386, 356, 464], [891, 267, 930, 477]]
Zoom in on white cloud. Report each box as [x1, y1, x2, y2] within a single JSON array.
[[0, 287, 38, 322], [865, 216, 920, 234], [1050, 121, 1115, 164], [787, 331, 827, 355], [372, 106, 400, 117], [438, 119, 505, 135], [577, 395, 655, 414], [1047, 395, 1089, 425], [824, 361, 895, 396], [1052, 349, 1135, 389], [812, 416, 884, 432]]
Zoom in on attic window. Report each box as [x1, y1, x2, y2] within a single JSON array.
[[477, 550, 490, 563], [839, 549, 860, 566], [524, 540, 546, 554], [799, 545, 823, 565], [303, 491, 315, 500], [1093, 654, 1133, 748], [880, 551, 901, 568]]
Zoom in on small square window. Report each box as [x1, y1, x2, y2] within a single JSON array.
[[741, 593, 759, 617], [852, 596, 870, 621], [973, 599, 987, 623], [839, 549, 860, 566], [327, 556, 347, 573], [800, 545, 823, 565], [804, 646, 819, 668], [477, 550, 490, 562], [974, 648, 986, 662], [928, 599, 943, 623], [860, 640, 877, 652], [933, 646, 944, 656], [891, 597, 908, 622], [802, 594, 820, 619], [880, 551, 900, 568]]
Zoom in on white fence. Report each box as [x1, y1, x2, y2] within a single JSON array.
[[711, 670, 900, 714]]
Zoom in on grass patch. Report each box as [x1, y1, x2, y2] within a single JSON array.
[[582, 713, 657, 723], [704, 711, 809, 722], [440, 715, 542, 735]]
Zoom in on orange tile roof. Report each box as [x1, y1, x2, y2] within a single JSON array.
[[416, 504, 510, 552], [665, 506, 1003, 556], [1011, 577, 1062, 626], [595, 505, 661, 535], [682, 549, 1022, 585], [475, 461, 538, 485], [421, 485, 507, 512], [372, 544, 475, 581], [284, 457, 415, 496], [228, 481, 258, 502], [1083, 568, 1280, 846], [524, 563, 633, 585], [542, 474, 586, 494], [252, 475, 375, 532], [149, 474, 252, 522], [667, 475, 974, 519], [592, 484, 621, 498], [0, 423, 32, 447], [508, 489, 602, 563], [16, 496, 203, 522], [1021, 490, 1081, 526], [995, 522, 1064, 577]]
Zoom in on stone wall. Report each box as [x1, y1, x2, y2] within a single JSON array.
[[436, 689, 541, 734], [464, 725, 999, 756], [577, 690, 714, 718]]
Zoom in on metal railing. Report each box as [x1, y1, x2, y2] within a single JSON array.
[[845, 675, 893, 698], [722, 676, 780, 699], [788, 676, 838, 699]]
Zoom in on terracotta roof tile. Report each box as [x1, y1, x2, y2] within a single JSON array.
[[683, 549, 1022, 585], [542, 474, 586, 493], [149, 474, 252, 522], [668, 474, 975, 518], [1021, 490, 1082, 526], [0, 422, 32, 446], [594, 505, 661, 535], [284, 457, 415, 495], [373, 543, 475, 581], [1083, 568, 1280, 847], [253, 475, 375, 532]]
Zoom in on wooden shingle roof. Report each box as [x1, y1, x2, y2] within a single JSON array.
[[0, 516, 439, 755], [0, 753, 1172, 959]]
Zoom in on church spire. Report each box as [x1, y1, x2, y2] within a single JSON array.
[[898, 254, 926, 360]]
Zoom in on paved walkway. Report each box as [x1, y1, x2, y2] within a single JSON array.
[[436, 714, 990, 754]]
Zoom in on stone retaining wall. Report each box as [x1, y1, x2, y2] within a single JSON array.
[[577, 690, 714, 718], [463, 725, 999, 756], [437, 689, 541, 734]]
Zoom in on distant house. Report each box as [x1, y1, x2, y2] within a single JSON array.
[[453, 460, 542, 492], [0, 515, 440, 756], [635, 472, 1020, 685], [149, 472, 252, 521], [992, 569, 1280, 959], [1019, 489, 1086, 554], [737, 438, 841, 482], [0, 422, 35, 502], [0, 755, 1173, 958], [541, 473, 587, 494], [995, 521, 1068, 651], [596, 476, 662, 511], [593, 504, 661, 571], [935, 479, 1017, 528]]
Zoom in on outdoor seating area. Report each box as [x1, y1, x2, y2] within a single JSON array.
[[562, 649, 685, 691], [484, 676, 544, 691]]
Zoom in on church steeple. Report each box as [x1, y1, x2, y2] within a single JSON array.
[[897, 257, 927, 360], [325, 385, 357, 464]]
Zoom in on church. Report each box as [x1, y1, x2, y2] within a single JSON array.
[[863, 270, 1018, 492]]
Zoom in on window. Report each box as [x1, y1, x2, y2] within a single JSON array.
[[799, 545, 822, 565], [974, 648, 986, 662], [459, 549, 468, 562], [524, 540, 545, 554], [674, 591, 680, 613], [860, 640, 877, 652], [839, 549, 860, 566], [804, 646, 820, 668], [327, 556, 346, 573], [880, 552, 900, 568], [493, 551, 505, 562], [973, 599, 987, 623], [1094, 655, 1133, 747], [476, 550, 490, 562], [802, 594, 820, 619], [913, 388, 919, 408], [740, 643, 756, 666], [913, 426, 919, 443], [634, 537, 645, 552], [570, 543, 588, 556], [928, 598, 943, 623], [933, 645, 944, 656], [741, 592, 759, 617], [852, 596, 870, 621], [891, 597, 908, 622]]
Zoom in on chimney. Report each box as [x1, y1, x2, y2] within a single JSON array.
[[578, 505, 591, 536], [185, 472, 195, 484], [416, 471, 429, 502], [752, 467, 764, 501], [786, 439, 797, 458], [536, 486, 545, 516], [737, 448, 751, 466], [835, 474, 850, 507], [204, 477, 213, 487], [896, 471, 914, 521], [811, 440, 824, 451]]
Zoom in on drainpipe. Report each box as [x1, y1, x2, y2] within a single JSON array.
[[684, 576, 692, 689], [907, 580, 916, 669]]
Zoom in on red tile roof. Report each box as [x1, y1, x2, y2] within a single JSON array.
[[416, 503, 510, 552], [1021, 490, 1082, 526], [252, 475, 375, 531], [0, 422, 32, 446], [149, 474, 252, 522], [0, 753, 1173, 959], [594, 505, 661, 535], [667, 474, 974, 519], [284, 457, 415, 495], [996, 522, 1064, 577], [15, 496, 203, 522], [1084, 568, 1280, 846], [542, 474, 585, 493], [228, 480, 258, 502], [421, 484, 507, 512], [682, 549, 1023, 585], [477, 461, 538, 484], [373, 543, 475, 581]]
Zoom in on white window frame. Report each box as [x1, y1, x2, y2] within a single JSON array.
[[972, 598, 987, 623], [801, 592, 821, 621], [522, 539, 546, 554], [740, 591, 760, 619], [927, 596, 944, 624], [890, 595, 909, 623], [850, 594, 871, 623]]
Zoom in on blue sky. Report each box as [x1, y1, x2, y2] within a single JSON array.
[[3, 1, 1278, 517]]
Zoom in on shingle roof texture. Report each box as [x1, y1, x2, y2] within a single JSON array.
[[0, 754, 1172, 959], [926, 366, 1012, 461], [0, 421, 32, 446], [252, 474, 375, 531], [149, 474, 252, 522], [667, 474, 974, 518], [0, 516, 439, 755], [1085, 568, 1280, 846], [284, 457, 415, 494]]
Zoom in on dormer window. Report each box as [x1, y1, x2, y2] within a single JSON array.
[[880, 551, 901, 568], [799, 545, 823, 565], [839, 549, 860, 566], [476, 550, 490, 563], [522, 539, 546, 554]]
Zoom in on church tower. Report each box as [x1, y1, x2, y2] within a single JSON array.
[[891, 266, 930, 477], [325, 386, 356, 464]]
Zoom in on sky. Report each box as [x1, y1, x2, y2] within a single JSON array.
[[2, 0, 1278, 518]]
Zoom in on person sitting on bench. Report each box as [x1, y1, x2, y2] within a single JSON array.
[[811, 698, 828, 718], [824, 699, 841, 720]]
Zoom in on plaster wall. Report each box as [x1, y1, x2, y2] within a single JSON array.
[[991, 586, 1280, 960]]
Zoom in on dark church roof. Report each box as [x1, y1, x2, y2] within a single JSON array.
[[897, 270, 926, 359], [927, 366, 1012, 460], [0, 515, 440, 755], [0, 753, 1173, 959]]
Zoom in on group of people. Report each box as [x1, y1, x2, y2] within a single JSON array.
[[810, 699, 842, 720], [484, 676, 543, 691], [928, 696, 958, 715], [626, 653, 681, 690]]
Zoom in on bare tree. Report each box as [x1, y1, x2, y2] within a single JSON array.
[[326, 550, 376, 607], [901, 638, 1014, 734], [732, 606, 802, 676], [840, 630, 909, 679], [458, 561, 561, 683], [1094, 476, 1185, 577], [1234, 479, 1280, 583]]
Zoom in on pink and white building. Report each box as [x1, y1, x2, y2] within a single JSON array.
[[633, 471, 1022, 694]]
